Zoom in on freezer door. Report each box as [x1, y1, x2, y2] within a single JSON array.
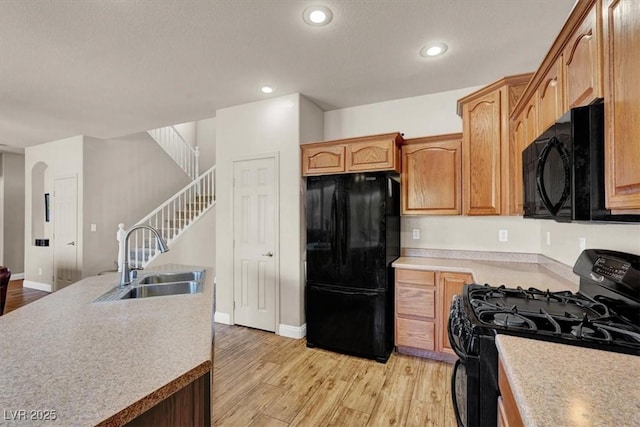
[[306, 175, 340, 285], [305, 283, 392, 362]]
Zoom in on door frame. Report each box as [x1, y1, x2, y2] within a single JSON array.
[[52, 173, 79, 291], [231, 152, 280, 331]]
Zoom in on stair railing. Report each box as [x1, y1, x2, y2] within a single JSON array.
[[117, 165, 215, 270], [147, 126, 200, 180]]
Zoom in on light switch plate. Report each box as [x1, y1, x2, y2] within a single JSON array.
[[91, 223, 97, 232]]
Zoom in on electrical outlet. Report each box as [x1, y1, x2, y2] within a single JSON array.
[[498, 229, 509, 242], [546, 231, 551, 246], [91, 223, 97, 232], [412, 229, 420, 240], [579, 237, 586, 251], [38, 267, 42, 276]]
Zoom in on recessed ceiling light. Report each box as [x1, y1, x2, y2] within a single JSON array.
[[420, 42, 448, 57], [303, 5, 333, 26], [261, 86, 274, 94]]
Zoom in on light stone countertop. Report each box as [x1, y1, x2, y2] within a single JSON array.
[[0, 264, 214, 427], [392, 256, 579, 293], [496, 335, 640, 427]]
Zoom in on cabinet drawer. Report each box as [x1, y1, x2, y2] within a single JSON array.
[[396, 318, 435, 351], [396, 269, 435, 286], [397, 284, 436, 318]]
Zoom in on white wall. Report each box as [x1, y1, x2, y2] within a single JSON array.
[[25, 136, 84, 285], [216, 93, 323, 329], [83, 134, 190, 276], [0, 153, 25, 273], [324, 87, 640, 267], [196, 117, 216, 171], [324, 87, 482, 140]]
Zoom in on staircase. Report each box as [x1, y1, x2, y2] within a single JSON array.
[[148, 126, 200, 179], [117, 124, 214, 270], [118, 166, 216, 269]]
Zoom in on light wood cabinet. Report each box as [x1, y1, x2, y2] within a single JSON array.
[[437, 272, 473, 356], [498, 358, 525, 427], [563, 2, 602, 109], [510, 114, 526, 215], [603, 0, 640, 211], [458, 74, 532, 216], [537, 56, 564, 132], [301, 132, 403, 176], [395, 269, 436, 352], [395, 268, 472, 361], [401, 134, 462, 215]]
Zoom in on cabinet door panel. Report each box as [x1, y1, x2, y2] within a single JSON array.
[[604, 0, 640, 210], [564, 5, 601, 109], [438, 272, 473, 355], [302, 145, 345, 176], [396, 318, 435, 350], [402, 138, 461, 215], [510, 117, 526, 215], [538, 57, 564, 131], [346, 139, 396, 172], [463, 91, 502, 215]]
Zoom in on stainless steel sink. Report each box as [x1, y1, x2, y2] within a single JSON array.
[[93, 269, 205, 302], [120, 281, 200, 299], [137, 271, 204, 285]]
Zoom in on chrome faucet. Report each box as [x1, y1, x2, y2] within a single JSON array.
[[119, 225, 169, 288]]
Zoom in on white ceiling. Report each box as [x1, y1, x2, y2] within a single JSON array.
[[0, 0, 576, 150]]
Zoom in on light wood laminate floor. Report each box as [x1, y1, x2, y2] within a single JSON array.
[[213, 324, 457, 426]]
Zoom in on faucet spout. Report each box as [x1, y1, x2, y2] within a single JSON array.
[[119, 225, 169, 288]]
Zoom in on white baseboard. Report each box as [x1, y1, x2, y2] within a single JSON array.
[[278, 323, 307, 339], [9, 273, 25, 280], [23, 280, 52, 292], [214, 311, 232, 325]]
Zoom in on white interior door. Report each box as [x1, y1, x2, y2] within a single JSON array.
[[53, 176, 78, 291], [233, 156, 278, 332]]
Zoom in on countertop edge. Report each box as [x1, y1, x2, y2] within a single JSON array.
[[95, 360, 212, 426]]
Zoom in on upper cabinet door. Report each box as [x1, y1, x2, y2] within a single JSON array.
[[301, 144, 346, 176], [538, 56, 564, 131], [463, 90, 502, 215], [346, 138, 397, 172], [510, 114, 526, 215], [603, 0, 640, 211], [563, 3, 602, 109], [401, 136, 462, 215]]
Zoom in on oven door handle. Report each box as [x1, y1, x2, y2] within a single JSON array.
[[447, 308, 468, 363], [451, 359, 466, 427]]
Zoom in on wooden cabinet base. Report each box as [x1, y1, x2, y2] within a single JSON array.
[[126, 371, 211, 427], [396, 346, 458, 364]]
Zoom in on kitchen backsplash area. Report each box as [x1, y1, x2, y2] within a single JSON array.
[[401, 215, 640, 267]]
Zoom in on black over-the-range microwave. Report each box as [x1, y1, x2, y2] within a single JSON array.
[[522, 101, 640, 223]]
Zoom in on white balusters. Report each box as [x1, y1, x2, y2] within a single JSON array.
[[148, 125, 199, 180], [117, 166, 216, 269]]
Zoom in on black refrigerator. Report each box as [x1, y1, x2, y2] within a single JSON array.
[[305, 171, 400, 362]]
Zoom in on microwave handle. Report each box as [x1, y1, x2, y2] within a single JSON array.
[[536, 137, 571, 216]]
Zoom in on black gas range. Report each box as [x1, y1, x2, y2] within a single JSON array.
[[448, 249, 640, 427]]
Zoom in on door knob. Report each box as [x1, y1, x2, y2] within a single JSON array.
[[67, 241, 75, 246], [261, 252, 273, 257]]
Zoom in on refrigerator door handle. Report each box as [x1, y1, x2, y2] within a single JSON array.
[[331, 192, 338, 264], [341, 187, 349, 265]]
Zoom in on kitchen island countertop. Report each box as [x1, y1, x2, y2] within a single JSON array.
[[392, 256, 578, 293], [496, 334, 640, 427], [0, 264, 214, 426]]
